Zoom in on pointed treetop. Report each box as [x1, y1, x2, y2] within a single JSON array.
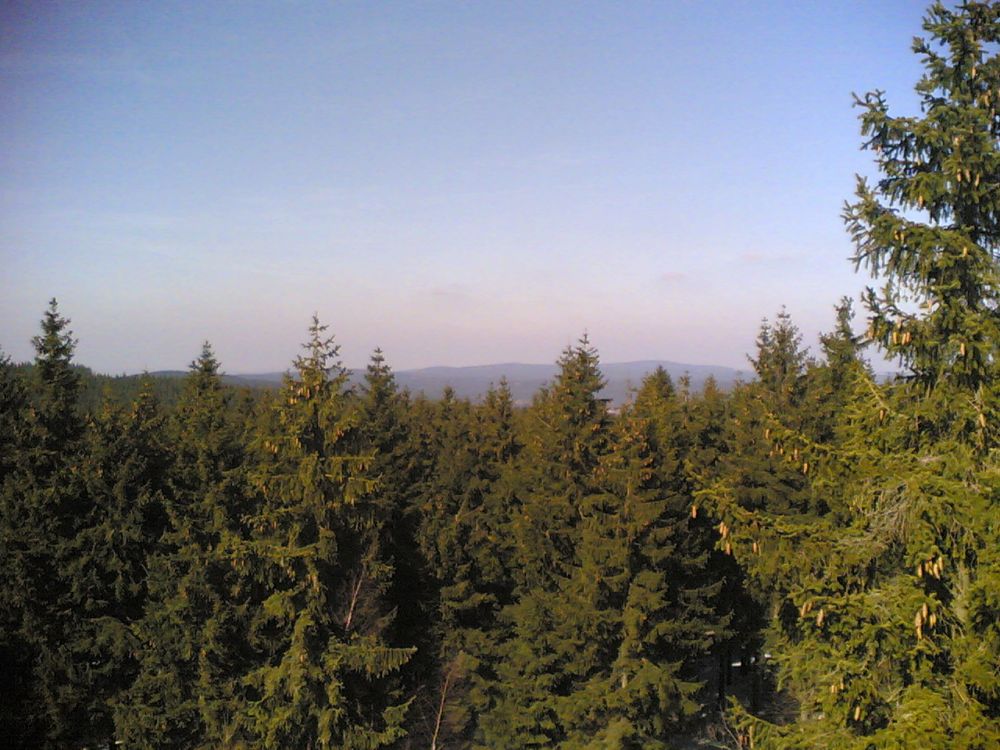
[[364, 348, 396, 391], [819, 297, 866, 368], [191, 341, 220, 376], [33, 298, 77, 369], [643, 366, 676, 399], [749, 307, 808, 401], [845, 1, 1000, 389], [555, 333, 606, 393], [294, 314, 345, 388]]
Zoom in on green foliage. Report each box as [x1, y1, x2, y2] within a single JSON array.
[[702, 5, 1000, 747], [0, 301, 94, 747], [115, 344, 252, 747], [9, 19, 997, 741], [479, 338, 608, 744], [0, 350, 37, 746], [234, 318, 412, 749], [845, 1, 1000, 394]]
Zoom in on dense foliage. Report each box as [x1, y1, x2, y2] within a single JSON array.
[[1, 3, 997, 748]]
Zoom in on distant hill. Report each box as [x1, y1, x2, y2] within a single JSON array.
[[210, 360, 748, 406]]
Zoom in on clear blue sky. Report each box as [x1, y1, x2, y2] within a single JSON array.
[[1, 1, 927, 373]]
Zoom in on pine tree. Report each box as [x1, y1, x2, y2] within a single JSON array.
[[719, 310, 815, 522], [803, 299, 869, 445], [408, 381, 521, 749], [555, 370, 724, 748], [0, 349, 26, 482], [509, 335, 611, 591], [234, 318, 412, 749], [356, 349, 432, 693]]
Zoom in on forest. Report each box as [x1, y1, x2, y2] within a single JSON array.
[[1, 3, 999, 749]]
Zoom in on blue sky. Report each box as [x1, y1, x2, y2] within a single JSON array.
[[1, 1, 927, 373]]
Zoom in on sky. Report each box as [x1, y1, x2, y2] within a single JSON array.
[[1, 1, 929, 374]]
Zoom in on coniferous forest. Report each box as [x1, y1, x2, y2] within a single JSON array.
[[2, 4, 999, 749]]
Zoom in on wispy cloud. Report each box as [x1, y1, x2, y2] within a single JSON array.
[[659, 271, 687, 284]]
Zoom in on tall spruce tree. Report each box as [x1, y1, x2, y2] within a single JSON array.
[[704, 4, 1000, 747], [554, 370, 725, 747], [234, 318, 412, 749], [727, 309, 815, 516], [1, 300, 93, 747], [407, 388, 479, 747], [356, 349, 432, 698], [408, 381, 521, 749], [480, 336, 612, 748], [115, 344, 251, 747], [702, 310, 815, 710], [0, 351, 36, 746]]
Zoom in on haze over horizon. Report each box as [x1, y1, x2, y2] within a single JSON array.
[[2, 1, 924, 373]]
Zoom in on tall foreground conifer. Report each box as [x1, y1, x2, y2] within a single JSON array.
[[706, 4, 1000, 747], [479, 336, 611, 747], [0, 301, 95, 746], [116, 345, 250, 746], [553, 371, 723, 747], [235, 318, 411, 749]]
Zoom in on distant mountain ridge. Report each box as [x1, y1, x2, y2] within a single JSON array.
[[150, 360, 747, 405], [388, 360, 746, 405]]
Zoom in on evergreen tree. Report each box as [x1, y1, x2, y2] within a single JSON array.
[[0, 349, 26, 482], [480, 336, 612, 748], [0, 351, 37, 746], [69, 380, 172, 745], [409, 381, 521, 749], [707, 4, 1000, 746], [234, 318, 412, 749], [357, 349, 432, 692], [115, 344, 251, 748], [0, 300, 93, 747], [555, 371, 724, 747], [803, 299, 869, 445], [720, 310, 815, 520], [509, 335, 611, 591]]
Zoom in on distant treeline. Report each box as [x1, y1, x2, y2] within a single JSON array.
[[8, 362, 269, 414]]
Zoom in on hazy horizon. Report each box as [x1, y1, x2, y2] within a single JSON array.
[[2, 1, 923, 373]]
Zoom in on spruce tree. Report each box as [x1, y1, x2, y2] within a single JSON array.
[[357, 349, 431, 694], [480, 336, 611, 748], [555, 371, 724, 747], [0, 351, 37, 746], [234, 318, 412, 749], [803, 299, 869, 446], [0, 349, 26, 482], [1, 300, 92, 747], [409, 381, 521, 749], [69, 379, 172, 745], [116, 344, 251, 747], [706, 4, 1000, 747]]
